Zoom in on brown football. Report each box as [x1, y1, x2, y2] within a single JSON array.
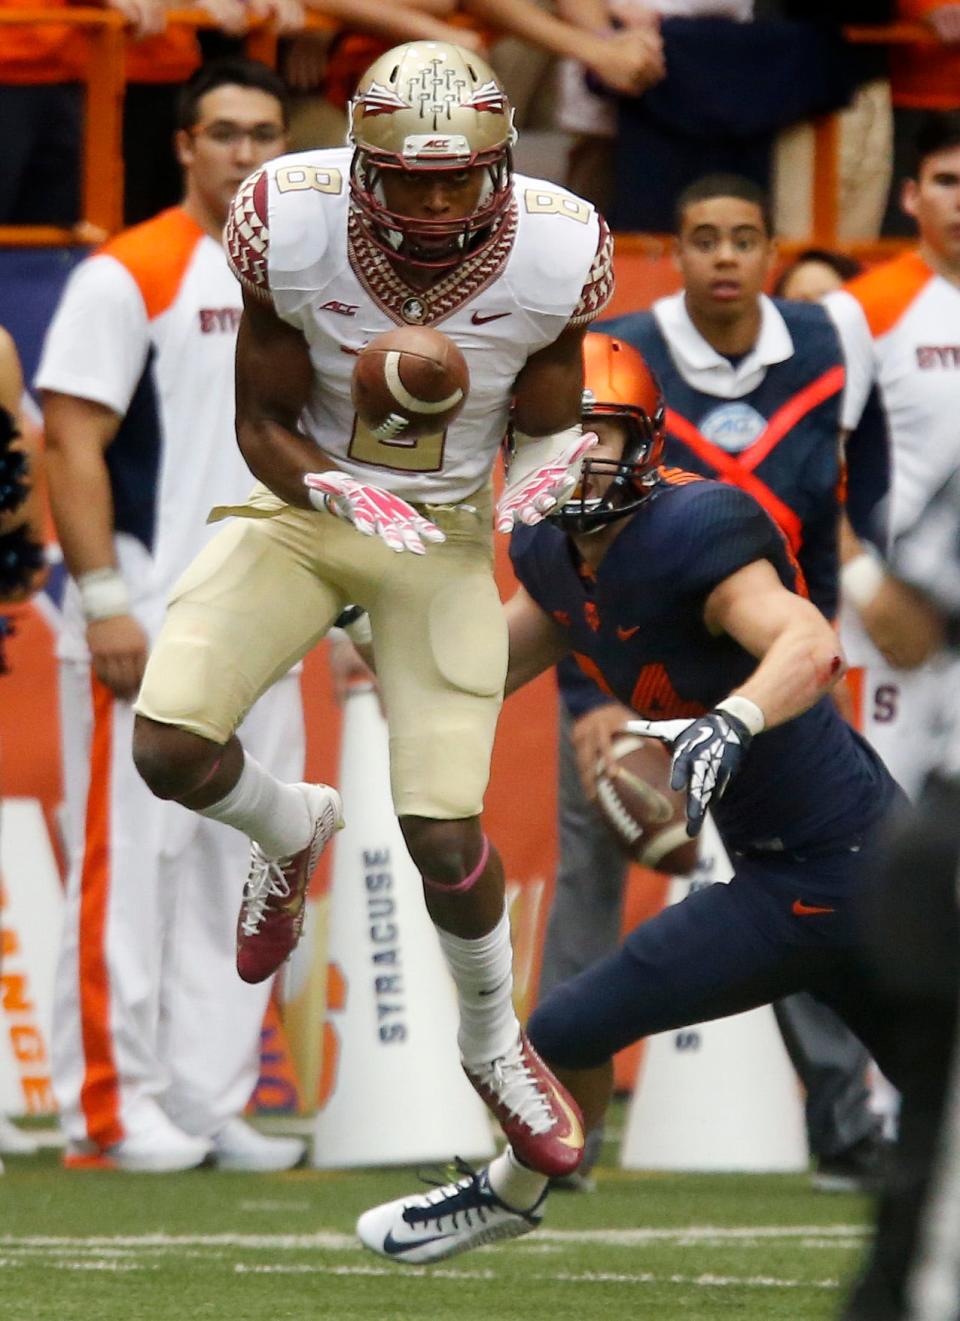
[[351, 327, 469, 442], [595, 732, 699, 875]]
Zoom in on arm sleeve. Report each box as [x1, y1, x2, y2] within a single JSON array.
[[568, 215, 615, 328], [224, 167, 274, 305], [34, 255, 149, 415], [823, 289, 876, 433]]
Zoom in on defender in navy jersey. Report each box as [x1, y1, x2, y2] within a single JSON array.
[[358, 343, 913, 1269], [513, 470, 893, 856], [550, 180, 887, 1193]]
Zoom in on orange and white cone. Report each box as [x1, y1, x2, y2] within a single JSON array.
[[312, 686, 494, 1167], [620, 815, 808, 1173]]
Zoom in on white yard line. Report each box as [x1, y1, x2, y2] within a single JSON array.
[[0, 1223, 866, 1253], [0, 1255, 845, 1290], [0, 1222, 866, 1294], [237, 1200, 313, 1213], [233, 1263, 843, 1290]]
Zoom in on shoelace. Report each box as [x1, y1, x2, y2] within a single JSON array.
[[240, 847, 293, 936], [404, 1158, 542, 1232], [404, 1159, 490, 1231], [472, 1041, 554, 1135]]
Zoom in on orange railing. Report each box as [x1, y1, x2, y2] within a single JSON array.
[[0, 6, 338, 245], [0, 7, 125, 244], [0, 15, 940, 248]]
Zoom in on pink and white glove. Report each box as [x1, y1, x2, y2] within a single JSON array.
[[496, 431, 598, 534], [305, 472, 446, 555]]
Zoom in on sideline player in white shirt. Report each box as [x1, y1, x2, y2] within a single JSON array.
[[131, 40, 614, 1187], [826, 111, 960, 799], [37, 59, 307, 1172]]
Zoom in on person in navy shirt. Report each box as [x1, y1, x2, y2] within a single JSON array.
[[356, 344, 919, 1269], [545, 177, 889, 1195]]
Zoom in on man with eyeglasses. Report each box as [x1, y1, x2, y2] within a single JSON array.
[[35, 57, 308, 1173]]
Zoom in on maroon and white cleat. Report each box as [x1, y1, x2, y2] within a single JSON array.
[[463, 1029, 584, 1178], [236, 783, 344, 984]]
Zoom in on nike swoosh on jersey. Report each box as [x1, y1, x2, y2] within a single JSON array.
[[382, 1228, 450, 1256], [616, 625, 640, 640], [471, 311, 510, 325], [791, 899, 836, 916]]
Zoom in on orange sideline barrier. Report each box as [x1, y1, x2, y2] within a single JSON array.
[[0, 15, 939, 249]]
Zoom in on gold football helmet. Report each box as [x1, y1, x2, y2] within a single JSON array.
[[348, 41, 516, 269]]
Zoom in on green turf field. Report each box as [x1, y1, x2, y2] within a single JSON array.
[[0, 1119, 873, 1321]]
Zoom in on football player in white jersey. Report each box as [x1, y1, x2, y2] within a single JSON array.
[[826, 111, 960, 800], [132, 41, 615, 1181]]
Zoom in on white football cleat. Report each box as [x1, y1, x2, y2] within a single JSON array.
[[211, 1118, 306, 1171], [357, 1160, 544, 1265], [63, 1106, 211, 1172]]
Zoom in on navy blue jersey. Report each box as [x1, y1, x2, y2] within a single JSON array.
[[511, 473, 893, 853], [602, 299, 844, 620]]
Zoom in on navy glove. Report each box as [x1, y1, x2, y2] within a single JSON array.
[[669, 707, 755, 837]]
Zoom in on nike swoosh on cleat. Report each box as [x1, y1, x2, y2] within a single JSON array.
[[791, 899, 836, 916], [549, 1083, 585, 1151], [382, 1228, 450, 1256]]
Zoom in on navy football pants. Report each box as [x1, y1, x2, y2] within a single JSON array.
[[529, 836, 941, 1099]]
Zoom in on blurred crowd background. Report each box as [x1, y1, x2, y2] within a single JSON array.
[[0, 1, 955, 243]]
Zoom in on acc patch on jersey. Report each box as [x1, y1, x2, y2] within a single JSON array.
[[698, 402, 766, 454]]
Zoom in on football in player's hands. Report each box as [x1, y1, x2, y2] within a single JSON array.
[[594, 732, 699, 874], [351, 327, 469, 442]]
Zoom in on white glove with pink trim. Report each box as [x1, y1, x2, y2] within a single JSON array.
[[305, 472, 446, 555], [496, 430, 598, 534]]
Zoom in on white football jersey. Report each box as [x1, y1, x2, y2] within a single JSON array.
[[826, 253, 960, 543], [826, 251, 960, 783], [225, 148, 614, 504]]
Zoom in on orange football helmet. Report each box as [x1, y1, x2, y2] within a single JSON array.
[[550, 333, 666, 533]]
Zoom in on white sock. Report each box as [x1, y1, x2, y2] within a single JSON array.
[[487, 1146, 548, 1212], [198, 753, 313, 859], [435, 905, 519, 1066]]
